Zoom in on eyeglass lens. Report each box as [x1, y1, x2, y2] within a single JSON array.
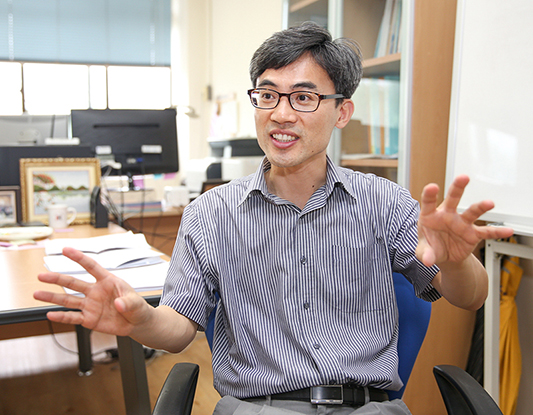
[[250, 89, 321, 112]]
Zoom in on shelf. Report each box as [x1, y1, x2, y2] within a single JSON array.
[[363, 53, 401, 77], [341, 156, 398, 168]]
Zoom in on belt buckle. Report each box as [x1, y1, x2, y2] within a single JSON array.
[[310, 385, 343, 405]]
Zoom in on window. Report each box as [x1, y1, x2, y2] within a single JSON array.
[[23, 63, 89, 115], [107, 66, 171, 109], [0, 62, 22, 115], [0, 1, 172, 115]]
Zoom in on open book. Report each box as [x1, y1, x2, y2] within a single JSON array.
[[44, 231, 151, 255], [43, 232, 168, 294], [62, 262, 169, 296], [44, 247, 164, 274]]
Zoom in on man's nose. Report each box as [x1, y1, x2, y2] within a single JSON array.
[[271, 95, 297, 122]]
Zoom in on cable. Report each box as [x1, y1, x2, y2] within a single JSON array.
[[46, 321, 158, 365]]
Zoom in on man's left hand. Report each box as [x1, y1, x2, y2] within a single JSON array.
[[416, 175, 514, 267]]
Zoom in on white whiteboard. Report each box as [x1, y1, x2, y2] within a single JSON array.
[[446, 0, 533, 234]]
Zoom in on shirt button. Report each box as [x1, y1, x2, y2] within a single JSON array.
[[313, 343, 321, 349], [303, 302, 310, 310], [300, 255, 308, 264]]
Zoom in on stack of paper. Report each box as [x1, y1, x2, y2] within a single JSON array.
[[43, 231, 168, 295]]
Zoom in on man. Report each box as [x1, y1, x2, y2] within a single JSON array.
[[34, 22, 513, 415]]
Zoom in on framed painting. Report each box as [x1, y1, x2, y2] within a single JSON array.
[[0, 186, 22, 226], [20, 158, 101, 225]]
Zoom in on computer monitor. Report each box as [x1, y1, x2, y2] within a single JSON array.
[[0, 145, 94, 187], [0, 114, 70, 145], [70, 109, 179, 186]]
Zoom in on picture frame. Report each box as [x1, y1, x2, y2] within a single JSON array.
[[20, 158, 101, 225], [0, 186, 22, 226]]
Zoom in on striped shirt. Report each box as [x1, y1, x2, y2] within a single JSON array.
[[161, 156, 440, 398]]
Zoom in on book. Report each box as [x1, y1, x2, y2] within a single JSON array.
[[63, 261, 169, 296], [375, 0, 403, 57], [351, 77, 400, 157], [375, 0, 395, 57], [43, 231, 169, 294], [44, 246, 164, 274], [44, 231, 150, 255]]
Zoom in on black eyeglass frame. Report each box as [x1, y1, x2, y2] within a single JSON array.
[[247, 88, 346, 113]]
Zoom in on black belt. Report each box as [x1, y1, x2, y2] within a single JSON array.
[[270, 385, 389, 406]]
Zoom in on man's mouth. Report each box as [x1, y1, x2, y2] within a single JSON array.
[[272, 133, 297, 143]]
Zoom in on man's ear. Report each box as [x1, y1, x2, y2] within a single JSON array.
[[335, 99, 354, 129]]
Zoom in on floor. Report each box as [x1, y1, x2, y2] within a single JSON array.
[[0, 330, 219, 415]]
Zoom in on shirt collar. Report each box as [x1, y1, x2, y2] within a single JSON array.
[[239, 155, 357, 206]]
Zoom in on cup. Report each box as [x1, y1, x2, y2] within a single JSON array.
[[47, 204, 77, 229]]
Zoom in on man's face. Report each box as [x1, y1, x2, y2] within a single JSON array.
[[253, 54, 352, 170]]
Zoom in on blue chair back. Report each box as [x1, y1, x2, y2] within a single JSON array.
[[205, 272, 431, 401], [388, 272, 431, 399]]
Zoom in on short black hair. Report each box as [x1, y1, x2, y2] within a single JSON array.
[[249, 21, 363, 103]]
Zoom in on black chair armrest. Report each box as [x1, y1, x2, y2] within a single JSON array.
[[152, 362, 200, 415], [433, 365, 503, 415]]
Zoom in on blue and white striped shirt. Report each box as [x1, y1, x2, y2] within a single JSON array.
[[161, 156, 440, 398]]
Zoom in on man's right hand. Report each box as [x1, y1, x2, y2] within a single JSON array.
[[34, 247, 152, 337]]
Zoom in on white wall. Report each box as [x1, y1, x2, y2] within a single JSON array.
[[171, 0, 211, 171], [171, 0, 283, 170], [210, 0, 283, 139]]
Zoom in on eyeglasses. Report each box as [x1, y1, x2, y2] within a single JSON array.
[[247, 88, 346, 113]]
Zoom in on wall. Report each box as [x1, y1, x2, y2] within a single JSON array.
[[171, 0, 282, 174], [210, 0, 283, 139], [171, 0, 211, 170]]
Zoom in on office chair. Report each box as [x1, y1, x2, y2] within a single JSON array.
[[152, 272, 432, 414], [433, 365, 503, 415]]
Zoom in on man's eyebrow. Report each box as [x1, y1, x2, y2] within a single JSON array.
[[292, 81, 318, 90], [256, 79, 319, 91], [257, 79, 276, 88]]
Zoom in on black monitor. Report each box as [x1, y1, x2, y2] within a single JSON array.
[[71, 109, 179, 186], [0, 145, 94, 187]]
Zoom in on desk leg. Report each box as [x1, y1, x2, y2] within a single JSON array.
[[75, 325, 93, 375], [117, 336, 151, 415]]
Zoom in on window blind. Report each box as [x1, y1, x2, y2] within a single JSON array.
[[0, 0, 171, 66]]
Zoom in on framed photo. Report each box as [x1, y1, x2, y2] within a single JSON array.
[[0, 186, 22, 225], [20, 158, 101, 225]]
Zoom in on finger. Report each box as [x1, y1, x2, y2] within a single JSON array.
[[416, 239, 437, 267], [34, 289, 84, 310], [46, 310, 84, 326], [62, 247, 111, 281], [38, 271, 93, 294], [475, 225, 514, 241], [460, 200, 495, 223], [443, 175, 470, 212], [115, 292, 147, 318], [420, 183, 439, 216]]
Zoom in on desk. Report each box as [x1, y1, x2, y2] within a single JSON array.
[[121, 208, 183, 257], [0, 224, 161, 415]]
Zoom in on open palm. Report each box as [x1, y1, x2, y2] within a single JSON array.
[[417, 175, 514, 267], [34, 247, 149, 336]]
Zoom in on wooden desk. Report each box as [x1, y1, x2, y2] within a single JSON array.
[[0, 223, 160, 415], [118, 208, 183, 257]]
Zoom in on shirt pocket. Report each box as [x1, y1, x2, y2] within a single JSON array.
[[327, 243, 393, 313]]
